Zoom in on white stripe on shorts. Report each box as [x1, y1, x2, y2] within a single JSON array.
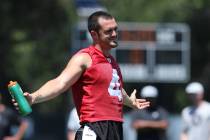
[[82, 126, 97, 140]]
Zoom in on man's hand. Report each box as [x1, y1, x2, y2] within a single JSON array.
[[12, 92, 33, 110], [122, 88, 150, 109], [129, 89, 150, 109]]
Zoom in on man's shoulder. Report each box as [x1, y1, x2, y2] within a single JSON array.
[[200, 101, 210, 112], [72, 46, 93, 60], [202, 101, 210, 106], [181, 106, 191, 115], [75, 46, 100, 59], [68, 49, 92, 70], [77, 45, 95, 53]]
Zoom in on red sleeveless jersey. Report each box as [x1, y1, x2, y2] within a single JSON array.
[[72, 46, 123, 123]]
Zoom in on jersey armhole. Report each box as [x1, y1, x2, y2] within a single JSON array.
[[76, 50, 93, 70]]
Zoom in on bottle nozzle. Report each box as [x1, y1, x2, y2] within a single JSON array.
[[8, 81, 17, 87]]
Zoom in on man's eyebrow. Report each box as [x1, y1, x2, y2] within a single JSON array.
[[105, 26, 118, 32]]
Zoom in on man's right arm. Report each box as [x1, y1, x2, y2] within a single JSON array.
[[132, 120, 168, 129], [180, 133, 188, 140], [180, 110, 188, 140], [67, 130, 77, 140], [24, 53, 91, 105]]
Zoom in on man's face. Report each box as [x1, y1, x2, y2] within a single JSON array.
[[187, 94, 203, 105], [96, 17, 118, 48]]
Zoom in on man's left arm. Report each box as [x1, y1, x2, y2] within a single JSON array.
[[3, 120, 28, 140], [122, 88, 150, 109], [14, 120, 28, 139], [208, 121, 210, 140]]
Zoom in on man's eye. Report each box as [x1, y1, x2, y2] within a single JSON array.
[[114, 27, 118, 32], [106, 29, 117, 34], [106, 30, 112, 34]]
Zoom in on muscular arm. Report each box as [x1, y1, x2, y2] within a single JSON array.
[[29, 53, 91, 105], [132, 120, 168, 129], [122, 88, 135, 108]]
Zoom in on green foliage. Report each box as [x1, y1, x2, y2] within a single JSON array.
[[102, 0, 210, 22], [174, 87, 189, 112], [0, 0, 77, 113]]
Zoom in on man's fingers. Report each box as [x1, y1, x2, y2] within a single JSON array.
[[136, 101, 150, 109], [136, 99, 146, 102], [23, 92, 30, 96], [12, 99, 16, 103], [139, 101, 150, 109], [13, 102, 18, 106], [143, 101, 150, 106], [130, 89, 137, 99]]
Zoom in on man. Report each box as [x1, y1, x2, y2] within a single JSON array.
[[67, 107, 80, 140], [131, 85, 168, 140], [181, 82, 210, 140], [13, 11, 150, 140], [0, 94, 28, 140]]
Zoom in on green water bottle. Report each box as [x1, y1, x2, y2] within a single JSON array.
[[8, 81, 32, 116]]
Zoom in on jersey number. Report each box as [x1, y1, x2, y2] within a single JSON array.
[[108, 69, 122, 101]]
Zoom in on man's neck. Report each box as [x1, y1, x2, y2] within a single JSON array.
[[94, 44, 110, 57], [193, 100, 204, 107]]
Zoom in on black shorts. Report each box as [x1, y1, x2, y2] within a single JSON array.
[[75, 121, 123, 140]]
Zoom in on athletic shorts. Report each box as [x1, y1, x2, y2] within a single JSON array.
[[75, 121, 123, 140]]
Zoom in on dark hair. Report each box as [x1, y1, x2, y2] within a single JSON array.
[[88, 11, 113, 33]]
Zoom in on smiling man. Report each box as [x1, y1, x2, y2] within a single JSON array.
[[13, 11, 150, 140]]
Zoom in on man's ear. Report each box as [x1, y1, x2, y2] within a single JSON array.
[[90, 31, 98, 41]]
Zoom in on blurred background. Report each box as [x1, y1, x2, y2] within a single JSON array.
[[0, 0, 210, 139]]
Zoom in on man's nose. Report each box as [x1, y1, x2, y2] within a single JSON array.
[[111, 30, 117, 37]]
